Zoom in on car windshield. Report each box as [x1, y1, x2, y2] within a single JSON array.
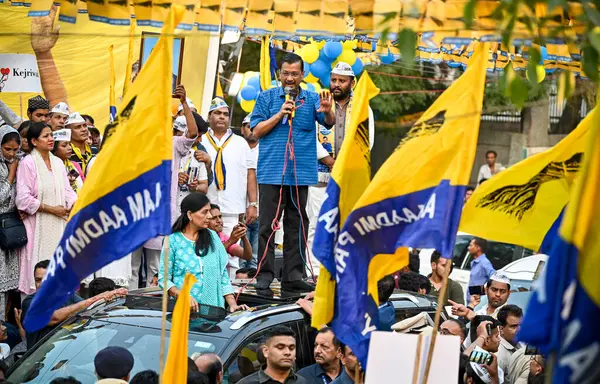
[[8, 318, 228, 383]]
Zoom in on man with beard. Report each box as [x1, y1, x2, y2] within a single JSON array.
[[237, 326, 307, 384], [201, 98, 258, 279], [48, 102, 70, 131], [331, 344, 362, 384], [297, 327, 342, 383], [240, 114, 259, 269], [306, 62, 374, 277], [251, 53, 334, 296]]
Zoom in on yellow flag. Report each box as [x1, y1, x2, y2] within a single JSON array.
[[260, 36, 272, 91], [163, 273, 197, 384], [109, 45, 117, 123], [123, 21, 135, 98], [311, 72, 379, 328], [460, 106, 595, 252]]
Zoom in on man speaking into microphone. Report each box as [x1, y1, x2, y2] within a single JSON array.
[[251, 52, 335, 296]]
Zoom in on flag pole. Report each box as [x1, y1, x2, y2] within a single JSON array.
[[159, 237, 170, 383], [421, 257, 452, 383]]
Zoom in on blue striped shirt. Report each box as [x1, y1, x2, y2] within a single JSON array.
[[250, 87, 332, 186]]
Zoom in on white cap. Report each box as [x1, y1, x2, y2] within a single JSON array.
[[52, 129, 72, 142], [65, 112, 86, 126], [50, 102, 69, 116], [331, 61, 355, 77], [177, 98, 196, 113], [242, 114, 251, 125], [173, 115, 187, 132], [489, 272, 511, 286]]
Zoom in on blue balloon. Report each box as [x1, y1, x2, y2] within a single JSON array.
[[351, 58, 364, 76], [256, 90, 261, 99], [448, 61, 461, 68], [236, 92, 243, 103], [303, 61, 311, 77], [323, 41, 343, 60], [310, 59, 330, 79], [319, 49, 333, 63], [380, 53, 395, 65], [240, 85, 258, 100], [540, 46, 548, 63], [320, 72, 331, 88], [247, 76, 261, 90], [306, 83, 316, 92]]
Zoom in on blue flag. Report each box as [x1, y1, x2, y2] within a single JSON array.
[[23, 6, 184, 332]]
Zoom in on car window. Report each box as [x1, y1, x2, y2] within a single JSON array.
[[8, 319, 227, 384], [486, 242, 518, 270], [224, 321, 303, 384], [452, 236, 471, 269]]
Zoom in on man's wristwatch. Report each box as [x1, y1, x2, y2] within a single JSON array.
[[248, 202, 258, 208]]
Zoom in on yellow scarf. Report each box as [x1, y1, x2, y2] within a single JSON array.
[[204, 131, 234, 190], [70, 143, 93, 174], [64, 159, 80, 193]]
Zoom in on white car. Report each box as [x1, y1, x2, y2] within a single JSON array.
[[418, 232, 535, 294]]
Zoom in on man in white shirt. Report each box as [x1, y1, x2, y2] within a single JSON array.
[[496, 304, 524, 376], [240, 114, 259, 269], [478, 150, 505, 185], [201, 98, 258, 275]]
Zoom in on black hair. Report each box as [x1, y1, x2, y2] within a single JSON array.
[[465, 362, 487, 384], [188, 356, 199, 373], [486, 150, 497, 157], [129, 370, 159, 384], [418, 274, 431, 294], [497, 304, 523, 326], [18, 120, 31, 134], [471, 237, 487, 253], [279, 52, 304, 72], [377, 275, 396, 303], [479, 178, 488, 185], [27, 122, 51, 150], [466, 186, 475, 193], [49, 378, 82, 384], [187, 371, 209, 384], [317, 327, 342, 349], [81, 114, 94, 125], [34, 259, 50, 272], [486, 278, 511, 292], [263, 325, 296, 345], [193, 111, 209, 135], [528, 372, 545, 384], [197, 354, 222, 384], [1, 132, 20, 146], [236, 267, 257, 278], [397, 271, 422, 293], [89, 277, 116, 297], [430, 250, 443, 264], [470, 315, 500, 343], [172, 193, 214, 257], [444, 318, 467, 340], [209, 204, 220, 211]]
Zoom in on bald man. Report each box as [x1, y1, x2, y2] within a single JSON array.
[[195, 353, 223, 384]]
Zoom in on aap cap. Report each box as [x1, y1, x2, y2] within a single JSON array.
[[65, 112, 86, 126], [242, 114, 251, 125], [173, 115, 187, 133], [177, 97, 196, 113], [52, 129, 72, 142], [331, 61, 355, 77], [94, 346, 134, 379], [209, 97, 229, 113], [50, 102, 70, 116], [489, 272, 511, 286]]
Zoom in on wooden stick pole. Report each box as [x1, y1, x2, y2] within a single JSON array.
[[412, 334, 424, 384], [421, 258, 452, 383], [19, 94, 23, 122], [159, 237, 170, 384]]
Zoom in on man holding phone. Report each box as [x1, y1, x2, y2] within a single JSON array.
[[463, 316, 504, 384]]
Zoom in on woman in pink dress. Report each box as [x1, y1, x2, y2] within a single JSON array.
[[16, 122, 77, 295]]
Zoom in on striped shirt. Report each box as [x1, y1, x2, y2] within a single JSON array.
[[250, 87, 332, 186]]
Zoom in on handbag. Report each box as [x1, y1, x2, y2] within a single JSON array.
[[0, 211, 27, 250]]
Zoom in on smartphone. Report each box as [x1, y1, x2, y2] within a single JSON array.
[[187, 166, 198, 183], [468, 285, 484, 296], [469, 350, 493, 365], [525, 344, 540, 355], [68, 168, 79, 179], [238, 213, 246, 224], [486, 323, 492, 337]]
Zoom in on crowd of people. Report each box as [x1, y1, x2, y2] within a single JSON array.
[[0, 42, 533, 383]]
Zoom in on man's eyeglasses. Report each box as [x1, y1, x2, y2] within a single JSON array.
[[530, 356, 543, 366], [280, 71, 302, 78], [440, 327, 459, 337]]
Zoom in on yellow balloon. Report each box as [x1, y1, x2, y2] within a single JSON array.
[[525, 64, 546, 84], [312, 82, 322, 93], [337, 49, 357, 65], [301, 44, 320, 64], [300, 82, 308, 90], [240, 99, 256, 113], [305, 72, 319, 83]]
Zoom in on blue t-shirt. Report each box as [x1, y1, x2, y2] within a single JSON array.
[[250, 87, 332, 186], [378, 301, 395, 331]]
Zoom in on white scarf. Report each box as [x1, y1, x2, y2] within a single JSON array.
[[30, 149, 67, 286]]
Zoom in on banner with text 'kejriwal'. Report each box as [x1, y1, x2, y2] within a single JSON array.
[[23, 6, 184, 332], [519, 118, 600, 383], [331, 42, 489, 366]]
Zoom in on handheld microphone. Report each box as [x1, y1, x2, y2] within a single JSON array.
[[282, 86, 298, 125]]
